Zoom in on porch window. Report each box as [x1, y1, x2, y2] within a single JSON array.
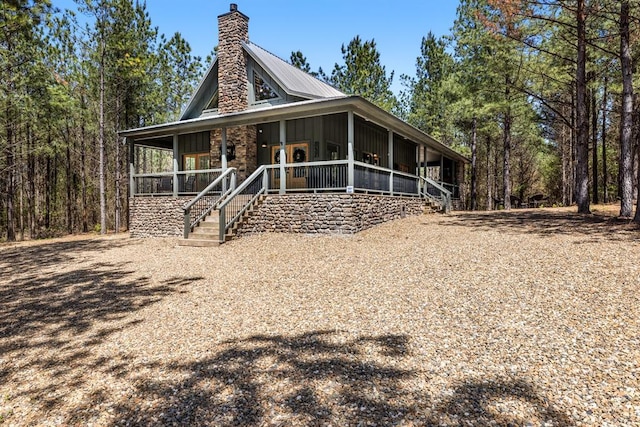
[[183, 153, 211, 171], [254, 71, 278, 101]]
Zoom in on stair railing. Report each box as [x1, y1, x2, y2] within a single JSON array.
[[183, 168, 237, 238], [217, 165, 268, 242], [419, 176, 452, 213]]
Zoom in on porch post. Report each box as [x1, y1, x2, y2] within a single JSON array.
[[440, 154, 444, 183], [221, 127, 228, 193], [279, 120, 286, 194], [347, 111, 354, 188], [128, 138, 135, 196], [388, 130, 394, 195], [423, 146, 427, 178], [172, 134, 179, 196], [221, 127, 228, 171]]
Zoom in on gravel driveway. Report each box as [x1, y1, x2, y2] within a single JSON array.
[[1, 207, 639, 426]]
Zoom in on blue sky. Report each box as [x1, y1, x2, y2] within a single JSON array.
[[55, 1, 460, 96]]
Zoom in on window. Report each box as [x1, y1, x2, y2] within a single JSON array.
[[205, 91, 218, 110], [254, 71, 278, 101], [183, 153, 210, 171]]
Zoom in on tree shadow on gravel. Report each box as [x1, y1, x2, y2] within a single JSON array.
[[0, 238, 202, 414], [440, 209, 639, 242], [426, 379, 573, 426], [107, 331, 572, 426]]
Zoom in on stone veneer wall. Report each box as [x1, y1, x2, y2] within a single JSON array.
[[210, 126, 257, 181], [237, 194, 425, 236], [129, 196, 192, 237]]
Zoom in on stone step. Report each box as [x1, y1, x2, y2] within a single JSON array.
[[178, 238, 220, 247], [196, 220, 219, 229], [190, 230, 218, 239]]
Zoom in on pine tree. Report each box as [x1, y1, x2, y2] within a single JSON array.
[[330, 36, 397, 112]]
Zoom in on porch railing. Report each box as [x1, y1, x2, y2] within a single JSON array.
[[264, 160, 349, 193], [419, 176, 453, 213], [183, 168, 236, 239], [354, 162, 390, 193], [132, 169, 224, 196], [218, 165, 268, 242]]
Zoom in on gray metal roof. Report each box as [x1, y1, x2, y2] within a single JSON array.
[[243, 42, 345, 99]]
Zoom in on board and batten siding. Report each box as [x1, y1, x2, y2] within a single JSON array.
[[254, 112, 419, 171], [178, 132, 211, 160]]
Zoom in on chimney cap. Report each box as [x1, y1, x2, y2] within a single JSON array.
[[218, 3, 249, 21]]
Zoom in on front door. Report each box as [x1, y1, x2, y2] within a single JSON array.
[[270, 142, 309, 190]]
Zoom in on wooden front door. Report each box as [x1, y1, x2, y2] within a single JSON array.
[[270, 142, 309, 189]]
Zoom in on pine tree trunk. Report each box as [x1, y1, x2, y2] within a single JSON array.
[[591, 85, 598, 204], [99, 38, 107, 234], [80, 97, 88, 233], [5, 57, 16, 242], [503, 106, 512, 210], [602, 76, 608, 204], [575, 0, 590, 214], [470, 116, 477, 211], [27, 124, 36, 238], [486, 136, 492, 210], [66, 126, 73, 234], [115, 97, 121, 234], [620, 0, 634, 217]]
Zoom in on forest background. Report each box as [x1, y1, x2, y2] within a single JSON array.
[[1, 0, 639, 241]]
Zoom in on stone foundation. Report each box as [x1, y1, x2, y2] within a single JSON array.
[[129, 196, 192, 237], [237, 194, 425, 236]]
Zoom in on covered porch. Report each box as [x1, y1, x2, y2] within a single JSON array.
[[121, 96, 468, 240], [126, 105, 465, 199]]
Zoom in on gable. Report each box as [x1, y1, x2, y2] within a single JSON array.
[[180, 41, 344, 121], [180, 61, 219, 120]]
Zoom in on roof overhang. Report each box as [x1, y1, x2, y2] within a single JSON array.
[[120, 96, 469, 163]]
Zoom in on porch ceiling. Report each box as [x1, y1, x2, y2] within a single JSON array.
[[120, 95, 469, 163]]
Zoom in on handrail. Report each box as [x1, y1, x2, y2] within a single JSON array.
[[217, 165, 268, 242], [183, 168, 236, 238], [420, 175, 452, 213]]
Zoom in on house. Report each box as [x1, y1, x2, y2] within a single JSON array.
[[119, 3, 468, 245]]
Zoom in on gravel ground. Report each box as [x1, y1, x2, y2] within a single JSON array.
[[1, 206, 639, 426]]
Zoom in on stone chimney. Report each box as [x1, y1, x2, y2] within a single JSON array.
[[211, 4, 257, 180], [217, 3, 249, 114]]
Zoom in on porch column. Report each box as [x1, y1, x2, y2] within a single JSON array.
[[416, 145, 421, 195], [440, 154, 444, 183], [279, 120, 286, 194], [221, 127, 228, 171], [221, 128, 228, 193], [128, 138, 135, 196], [388, 130, 394, 195], [423, 146, 427, 178], [172, 134, 179, 197], [347, 111, 354, 188]]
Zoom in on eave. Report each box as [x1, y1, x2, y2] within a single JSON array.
[[120, 95, 469, 164]]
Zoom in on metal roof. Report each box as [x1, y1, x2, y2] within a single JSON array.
[[243, 42, 345, 100]]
